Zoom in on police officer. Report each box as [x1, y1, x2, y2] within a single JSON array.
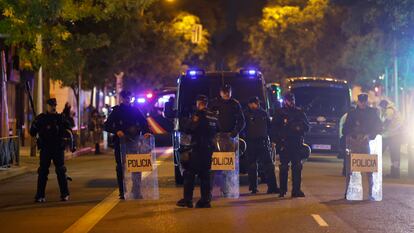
[[30, 98, 72, 202], [244, 96, 279, 194], [209, 85, 245, 196], [210, 85, 245, 138], [343, 94, 382, 153], [104, 90, 150, 199], [271, 92, 309, 198], [379, 99, 403, 178], [177, 95, 218, 208]]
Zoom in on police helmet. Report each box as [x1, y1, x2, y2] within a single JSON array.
[[46, 98, 57, 106], [283, 92, 295, 102], [300, 143, 311, 160], [248, 96, 260, 105], [220, 84, 232, 93], [120, 90, 132, 99], [357, 93, 368, 103], [196, 95, 208, 104]]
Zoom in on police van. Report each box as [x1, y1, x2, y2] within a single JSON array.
[[172, 69, 269, 184], [285, 77, 351, 154]]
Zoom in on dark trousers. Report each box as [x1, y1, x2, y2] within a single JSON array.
[[183, 168, 211, 202], [183, 146, 212, 202], [383, 135, 401, 178], [247, 138, 278, 192], [36, 149, 69, 198], [114, 145, 124, 197], [279, 148, 302, 194]]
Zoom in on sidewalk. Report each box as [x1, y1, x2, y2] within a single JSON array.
[[0, 145, 95, 182]]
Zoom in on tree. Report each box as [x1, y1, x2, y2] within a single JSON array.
[[247, 0, 330, 82], [333, 0, 414, 84]]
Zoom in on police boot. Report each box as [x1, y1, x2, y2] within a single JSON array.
[[291, 162, 305, 198], [390, 164, 400, 179], [176, 199, 193, 208], [95, 143, 101, 155], [264, 164, 279, 194], [196, 200, 211, 208], [248, 163, 259, 194], [116, 164, 124, 199], [36, 166, 49, 201], [279, 164, 289, 197]]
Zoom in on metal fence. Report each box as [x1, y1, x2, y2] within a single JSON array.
[[0, 136, 19, 168]]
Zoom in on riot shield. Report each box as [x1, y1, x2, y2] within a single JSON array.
[[345, 135, 382, 201], [368, 135, 382, 201], [211, 133, 239, 198], [120, 135, 159, 200]]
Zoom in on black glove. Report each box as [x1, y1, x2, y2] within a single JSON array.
[[230, 130, 238, 138]]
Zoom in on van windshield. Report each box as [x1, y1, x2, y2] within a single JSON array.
[[178, 74, 265, 117], [291, 86, 350, 117]]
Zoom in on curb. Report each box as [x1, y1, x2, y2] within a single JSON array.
[[0, 146, 93, 181], [0, 166, 32, 182]]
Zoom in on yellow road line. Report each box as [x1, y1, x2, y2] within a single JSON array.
[[311, 214, 329, 227], [63, 150, 171, 233], [63, 189, 120, 233]]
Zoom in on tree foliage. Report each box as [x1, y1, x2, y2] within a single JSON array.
[[247, 0, 330, 82], [0, 0, 210, 90]]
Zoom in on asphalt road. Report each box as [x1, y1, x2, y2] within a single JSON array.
[[0, 148, 413, 233]]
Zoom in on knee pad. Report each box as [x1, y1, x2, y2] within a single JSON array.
[[292, 162, 302, 172], [280, 164, 289, 172], [55, 165, 67, 175], [264, 163, 275, 173], [38, 167, 49, 176]]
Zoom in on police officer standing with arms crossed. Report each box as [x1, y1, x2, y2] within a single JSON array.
[[30, 98, 73, 203], [271, 92, 309, 198], [342, 94, 382, 197], [177, 95, 218, 208], [244, 96, 279, 194], [209, 85, 245, 196], [104, 90, 150, 199]]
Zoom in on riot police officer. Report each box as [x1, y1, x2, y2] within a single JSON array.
[[177, 95, 218, 208], [209, 85, 245, 196], [271, 92, 309, 198], [210, 85, 245, 137], [379, 99, 403, 178], [30, 98, 72, 202], [244, 97, 279, 194], [104, 90, 150, 199], [343, 94, 382, 197]]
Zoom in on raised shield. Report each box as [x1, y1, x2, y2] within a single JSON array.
[[211, 133, 240, 198], [120, 135, 159, 200]]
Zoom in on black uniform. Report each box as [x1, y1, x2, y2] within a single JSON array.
[[209, 98, 245, 136], [244, 107, 278, 193], [343, 106, 382, 149], [30, 112, 72, 200], [209, 97, 245, 195], [182, 108, 218, 204], [104, 103, 149, 198], [271, 106, 309, 196]]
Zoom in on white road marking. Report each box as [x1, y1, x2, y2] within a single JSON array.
[[311, 214, 329, 227]]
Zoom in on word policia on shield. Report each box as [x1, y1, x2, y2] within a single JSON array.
[[346, 135, 382, 202], [211, 152, 236, 171], [126, 154, 153, 172], [350, 154, 378, 173]]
